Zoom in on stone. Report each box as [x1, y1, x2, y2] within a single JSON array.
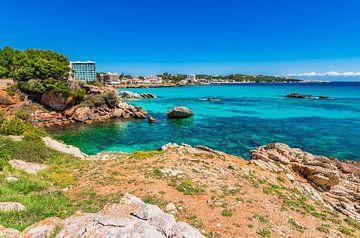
[[165, 203, 177, 213], [5, 176, 19, 182], [42, 137, 87, 159], [286, 93, 316, 99], [8, 194, 204, 238], [40, 91, 73, 111], [121, 90, 157, 99], [250, 143, 360, 221], [19, 217, 62, 238], [167, 107, 194, 118], [0, 225, 20, 237], [148, 116, 156, 123], [63, 107, 76, 117], [0, 202, 26, 212], [9, 160, 47, 174], [72, 107, 92, 122]]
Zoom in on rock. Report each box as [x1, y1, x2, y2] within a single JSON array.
[[5, 176, 19, 182], [134, 111, 146, 119], [42, 137, 87, 159], [286, 93, 330, 99], [0, 225, 20, 237], [82, 84, 105, 94], [250, 143, 360, 221], [0, 202, 26, 212], [165, 203, 177, 214], [63, 107, 76, 117], [121, 90, 157, 99], [10, 194, 204, 238], [72, 107, 92, 122], [113, 108, 124, 118], [167, 107, 194, 119], [40, 91, 73, 111], [9, 160, 47, 174], [8, 135, 23, 142], [19, 217, 62, 238], [148, 116, 156, 123]]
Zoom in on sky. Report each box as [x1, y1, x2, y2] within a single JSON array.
[[1, 0, 360, 79]]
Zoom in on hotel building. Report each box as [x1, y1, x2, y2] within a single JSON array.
[[70, 61, 96, 82]]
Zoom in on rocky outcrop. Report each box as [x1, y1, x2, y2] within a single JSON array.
[[167, 107, 194, 118], [3, 194, 204, 238], [286, 93, 329, 99], [9, 160, 47, 174], [0, 202, 26, 212], [40, 91, 74, 111], [42, 137, 87, 159], [121, 90, 157, 99], [250, 143, 360, 220]]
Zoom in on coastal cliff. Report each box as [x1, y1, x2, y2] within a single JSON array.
[[0, 131, 358, 237]]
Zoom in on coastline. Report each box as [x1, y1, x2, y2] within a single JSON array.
[[112, 80, 334, 89]]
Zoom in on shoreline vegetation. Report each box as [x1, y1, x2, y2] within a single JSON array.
[[0, 46, 359, 237]]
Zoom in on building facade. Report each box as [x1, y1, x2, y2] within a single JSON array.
[[186, 74, 196, 81], [70, 61, 96, 82], [98, 72, 120, 85]]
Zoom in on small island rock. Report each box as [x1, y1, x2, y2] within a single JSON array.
[[167, 107, 194, 118]]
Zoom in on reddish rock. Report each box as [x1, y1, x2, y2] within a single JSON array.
[[40, 91, 73, 111]]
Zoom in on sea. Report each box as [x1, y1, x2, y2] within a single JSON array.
[[48, 82, 360, 161]]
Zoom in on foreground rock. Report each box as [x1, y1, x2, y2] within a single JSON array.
[[0, 202, 26, 212], [9, 160, 47, 174], [121, 90, 157, 99], [41, 91, 74, 111], [286, 93, 329, 99], [250, 143, 360, 220], [5, 194, 204, 238], [42, 137, 87, 159], [167, 107, 194, 118]]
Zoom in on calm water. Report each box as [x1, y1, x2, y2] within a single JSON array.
[[49, 82, 360, 161]]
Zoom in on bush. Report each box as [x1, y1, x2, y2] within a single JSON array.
[[15, 110, 30, 122], [6, 84, 17, 96], [0, 138, 55, 163], [0, 118, 26, 135], [0, 149, 11, 171], [0, 110, 4, 124], [103, 92, 119, 108], [72, 88, 86, 101], [0, 96, 11, 105]]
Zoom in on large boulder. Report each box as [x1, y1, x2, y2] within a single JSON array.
[[0, 202, 26, 212], [42, 137, 87, 159], [167, 107, 194, 119], [72, 107, 92, 122], [40, 91, 73, 111]]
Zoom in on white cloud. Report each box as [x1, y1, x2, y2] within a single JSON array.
[[287, 71, 360, 77]]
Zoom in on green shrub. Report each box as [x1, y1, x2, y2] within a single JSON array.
[[103, 92, 119, 108], [23, 130, 43, 143], [0, 149, 11, 171], [6, 177, 49, 194], [0, 96, 11, 105], [0, 110, 4, 124], [15, 110, 30, 121], [72, 88, 86, 101], [0, 118, 26, 135], [6, 84, 17, 96], [176, 179, 204, 195], [0, 138, 56, 163]]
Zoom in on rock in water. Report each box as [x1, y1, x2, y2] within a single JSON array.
[[167, 107, 194, 118], [286, 93, 316, 99], [41, 91, 73, 111], [122, 90, 157, 99]]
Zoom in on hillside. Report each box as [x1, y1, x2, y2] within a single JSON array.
[[0, 126, 359, 237]]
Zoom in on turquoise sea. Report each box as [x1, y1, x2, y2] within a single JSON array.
[[49, 82, 360, 161]]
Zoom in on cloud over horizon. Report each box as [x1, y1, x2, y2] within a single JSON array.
[[287, 71, 360, 77]]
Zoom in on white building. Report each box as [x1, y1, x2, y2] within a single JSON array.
[[186, 74, 196, 81], [98, 72, 120, 85]]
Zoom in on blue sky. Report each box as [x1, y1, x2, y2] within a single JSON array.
[[1, 0, 360, 78]]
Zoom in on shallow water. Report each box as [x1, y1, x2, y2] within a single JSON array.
[[49, 82, 360, 160]]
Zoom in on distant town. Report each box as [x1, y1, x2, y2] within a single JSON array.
[[69, 61, 305, 87]]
